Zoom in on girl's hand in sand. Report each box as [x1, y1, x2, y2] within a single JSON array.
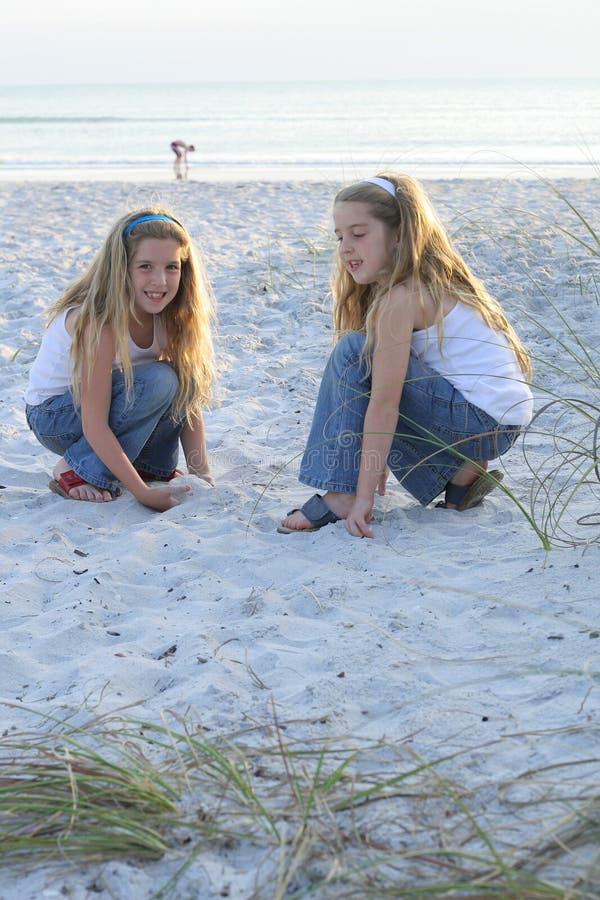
[[139, 483, 191, 512], [190, 467, 215, 487], [345, 497, 374, 539]]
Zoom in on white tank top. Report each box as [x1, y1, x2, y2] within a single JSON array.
[[410, 302, 533, 426], [25, 308, 167, 406]]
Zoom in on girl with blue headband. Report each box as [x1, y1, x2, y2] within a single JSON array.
[[25, 208, 217, 511], [279, 173, 533, 537]]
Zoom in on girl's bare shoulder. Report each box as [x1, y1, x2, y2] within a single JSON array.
[[383, 280, 423, 321], [388, 279, 457, 330]]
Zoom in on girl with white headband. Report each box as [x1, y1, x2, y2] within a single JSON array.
[[279, 173, 533, 537], [25, 208, 216, 510]]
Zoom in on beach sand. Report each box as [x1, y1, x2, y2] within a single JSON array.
[[1, 178, 599, 897]]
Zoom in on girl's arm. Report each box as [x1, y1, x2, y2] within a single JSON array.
[[180, 410, 214, 485], [80, 325, 190, 511], [345, 286, 416, 538]]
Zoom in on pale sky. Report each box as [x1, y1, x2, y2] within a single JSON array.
[[1, 0, 598, 84]]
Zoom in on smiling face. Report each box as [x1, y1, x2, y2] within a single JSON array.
[[333, 201, 398, 285], [128, 237, 183, 319]]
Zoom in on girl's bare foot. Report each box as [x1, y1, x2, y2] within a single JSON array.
[[52, 460, 114, 502], [280, 491, 355, 531]]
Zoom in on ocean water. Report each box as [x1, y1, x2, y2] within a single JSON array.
[[0, 79, 598, 181]]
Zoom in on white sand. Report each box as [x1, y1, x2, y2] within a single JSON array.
[[1, 178, 599, 897]]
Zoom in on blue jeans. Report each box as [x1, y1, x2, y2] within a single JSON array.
[[25, 362, 183, 492], [299, 332, 520, 505]]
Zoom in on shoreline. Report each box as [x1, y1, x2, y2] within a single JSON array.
[[1, 177, 599, 897], [1, 162, 598, 183]]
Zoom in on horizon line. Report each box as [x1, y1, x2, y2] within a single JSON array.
[[2, 75, 599, 89]]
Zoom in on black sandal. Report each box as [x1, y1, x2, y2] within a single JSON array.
[[436, 470, 504, 510], [277, 493, 341, 533]]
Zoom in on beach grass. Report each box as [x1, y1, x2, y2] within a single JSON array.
[[494, 175, 600, 548], [442, 175, 600, 548], [1, 707, 598, 897]]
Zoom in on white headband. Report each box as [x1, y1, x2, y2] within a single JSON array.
[[363, 177, 397, 197]]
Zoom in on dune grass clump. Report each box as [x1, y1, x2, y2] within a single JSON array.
[[1, 707, 599, 897], [503, 177, 600, 548], [0, 714, 180, 862]]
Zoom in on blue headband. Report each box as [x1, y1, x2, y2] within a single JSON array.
[[363, 177, 397, 198], [123, 214, 179, 237]]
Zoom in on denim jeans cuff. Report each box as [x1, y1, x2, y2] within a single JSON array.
[[298, 474, 358, 494]]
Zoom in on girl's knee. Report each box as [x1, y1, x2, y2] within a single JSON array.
[[143, 362, 179, 404], [331, 331, 367, 366]]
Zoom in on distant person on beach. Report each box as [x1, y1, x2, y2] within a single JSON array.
[[279, 173, 534, 538], [25, 209, 216, 511], [170, 140, 195, 180]]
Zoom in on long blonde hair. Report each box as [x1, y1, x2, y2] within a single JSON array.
[[331, 173, 531, 379], [48, 207, 217, 422]]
